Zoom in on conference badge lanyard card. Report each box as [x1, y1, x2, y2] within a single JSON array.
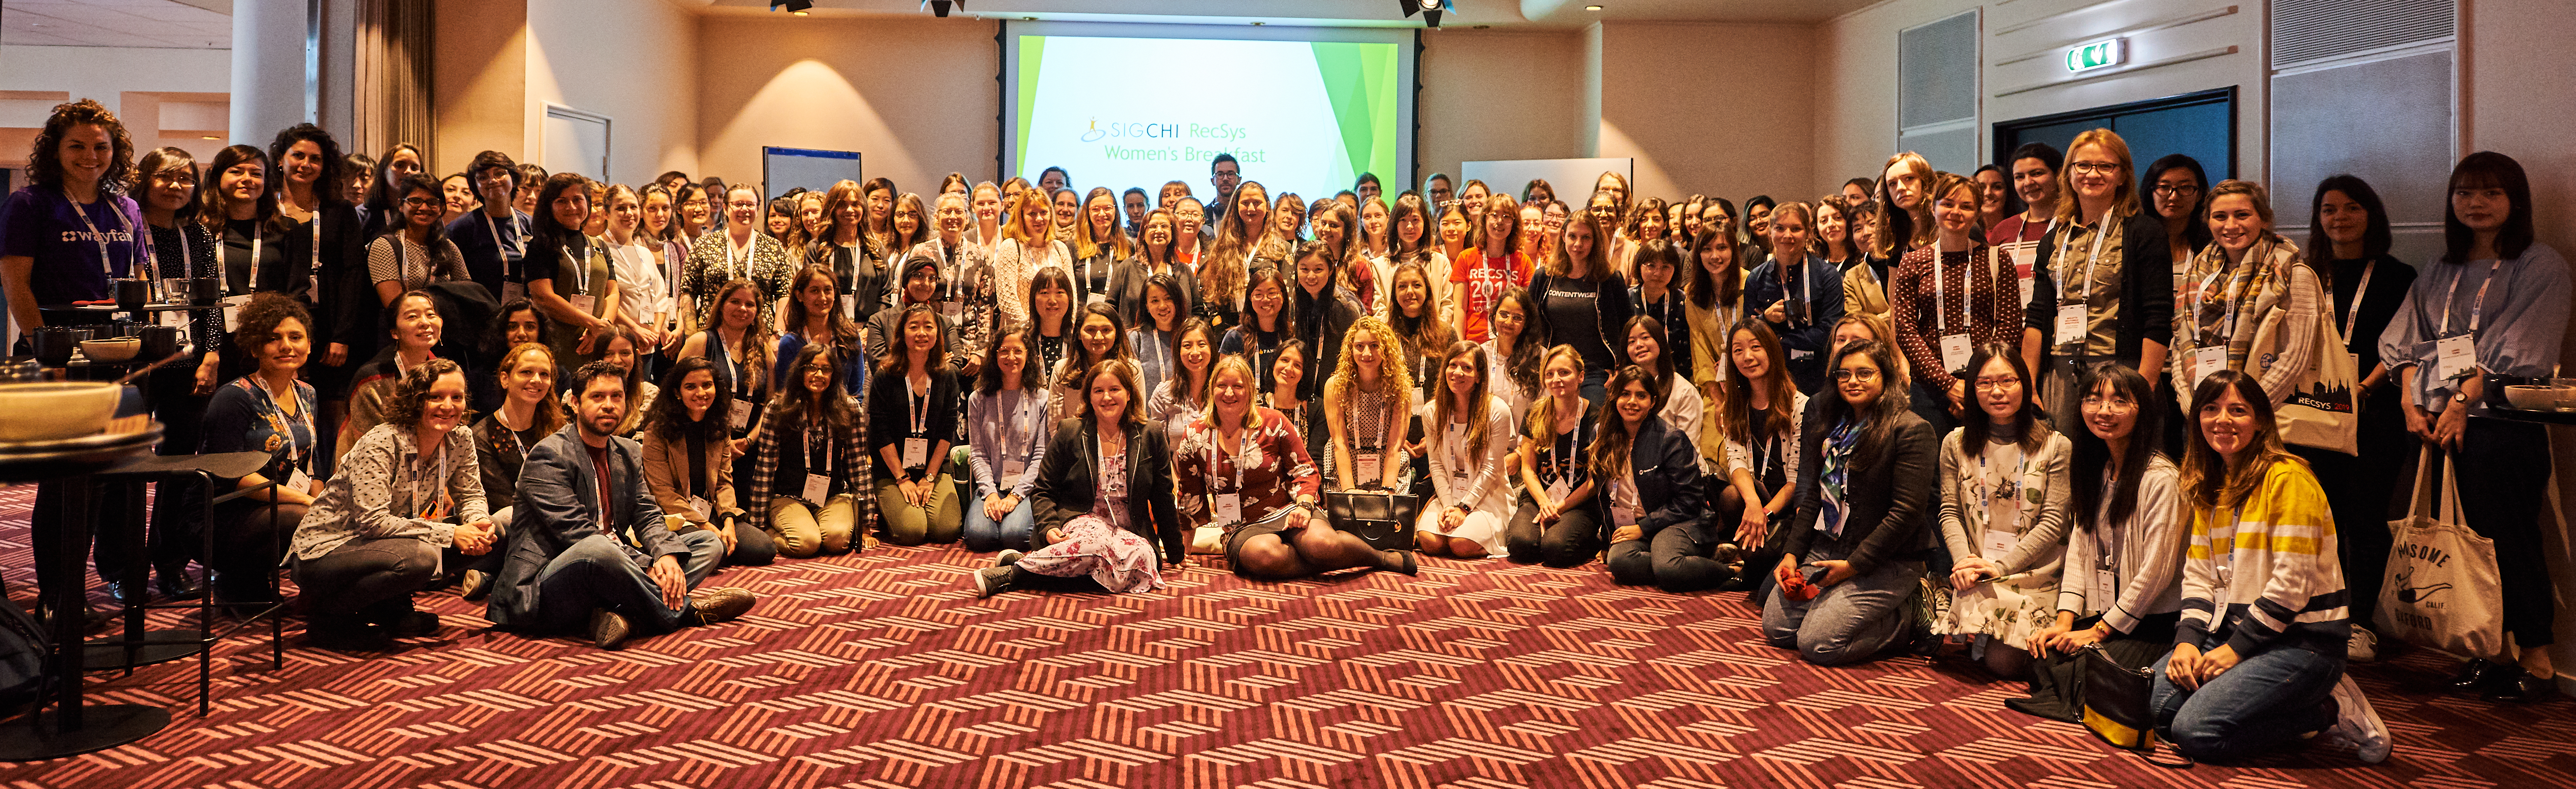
[[2053, 222, 2112, 348], [564, 244, 598, 315], [901, 378, 932, 472], [1931, 239, 1973, 374], [801, 430, 833, 505], [2429, 259, 2504, 385]]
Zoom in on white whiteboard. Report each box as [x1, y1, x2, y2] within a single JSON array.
[[542, 103, 611, 182], [1459, 157, 1634, 204], [762, 147, 863, 199]]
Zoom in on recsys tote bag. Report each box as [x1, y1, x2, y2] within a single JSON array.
[[2260, 265, 2359, 454], [2377, 454, 2504, 659]]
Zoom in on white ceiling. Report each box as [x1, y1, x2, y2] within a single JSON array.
[[695, 0, 1881, 28], [0, 0, 230, 49]]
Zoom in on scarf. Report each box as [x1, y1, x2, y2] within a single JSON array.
[[1815, 419, 1865, 538]]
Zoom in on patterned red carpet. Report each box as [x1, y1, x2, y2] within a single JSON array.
[[0, 483, 2569, 789]]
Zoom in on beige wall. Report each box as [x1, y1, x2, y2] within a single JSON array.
[[694, 16, 998, 197], [1601, 21, 1816, 205], [528, 0, 701, 186], [430, 0, 527, 177], [1813, 0, 2266, 198], [1415, 28, 1590, 192]]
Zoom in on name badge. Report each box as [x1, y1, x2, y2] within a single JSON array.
[[2054, 305, 2086, 347], [802, 473, 831, 503], [568, 293, 597, 313], [902, 437, 930, 469], [2095, 567, 2119, 599], [502, 281, 527, 304], [1545, 478, 1571, 505], [940, 299, 963, 318], [1214, 493, 1243, 525], [2208, 526, 2236, 595], [726, 400, 752, 431], [1355, 451, 1382, 485], [2434, 332, 2476, 381], [286, 467, 312, 493], [2191, 345, 2229, 387], [1001, 457, 1027, 479], [1611, 503, 1639, 528], [1938, 334, 1973, 374], [687, 496, 712, 521], [223, 294, 251, 332], [1979, 529, 2016, 560]]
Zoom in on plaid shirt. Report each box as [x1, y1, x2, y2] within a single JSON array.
[[743, 401, 874, 533]]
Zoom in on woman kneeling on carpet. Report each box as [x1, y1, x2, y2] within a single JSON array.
[[1179, 355, 1415, 581], [1599, 365, 1717, 592], [977, 359, 1184, 596], [1762, 339, 1938, 667], [290, 358, 494, 649], [2151, 370, 2387, 762], [1928, 345, 2073, 679]]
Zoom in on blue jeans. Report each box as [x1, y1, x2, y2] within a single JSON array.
[[1762, 547, 1921, 667], [2149, 634, 2342, 762], [530, 531, 722, 636], [962, 495, 1037, 553]]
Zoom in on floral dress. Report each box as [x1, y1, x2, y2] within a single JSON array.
[[1015, 436, 1167, 593], [1931, 435, 2067, 649]]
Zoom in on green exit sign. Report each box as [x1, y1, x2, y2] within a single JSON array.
[[2067, 38, 2126, 72]]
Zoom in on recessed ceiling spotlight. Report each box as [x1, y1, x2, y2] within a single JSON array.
[[1586, 4, 1604, 10], [769, 0, 812, 12]]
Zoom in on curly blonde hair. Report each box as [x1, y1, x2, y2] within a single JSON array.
[[1324, 315, 1414, 414]]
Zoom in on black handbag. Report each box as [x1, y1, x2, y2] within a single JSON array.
[[1326, 489, 1419, 550], [2079, 642, 2158, 749]]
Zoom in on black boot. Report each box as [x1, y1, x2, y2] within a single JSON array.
[[2444, 658, 2502, 693], [2482, 667, 2558, 704]]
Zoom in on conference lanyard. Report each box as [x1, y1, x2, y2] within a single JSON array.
[[805, 418, 832, 479], [407, 443, 452, 520], [309, 214, 324, 290], [1931, 237, 1951, 333], [2341, 260, 2373, 351], [2190, 258, 2248, 347], [2439, 258, 2506, 336], [241, 377, 310, 471], [725, 234, 750, 281], [906, 376, 931, 439], [64, 191, 130, 280], [1779, 255, 1812, 325], [2056, 218, 2112, 305], [243, 233, 264, 294], [563, 243, 592, 294], [486, 213, 525, 279]]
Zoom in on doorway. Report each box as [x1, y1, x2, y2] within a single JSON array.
[[1992, 87, 2235, 183]]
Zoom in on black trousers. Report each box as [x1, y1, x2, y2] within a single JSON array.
[[1505, 490, 1601, 568], [2290, 387, 2413, 630], [2451, 417, 2554, 649], [1607, 521, 1733, 593]]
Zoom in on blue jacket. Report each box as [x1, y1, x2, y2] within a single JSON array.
[[1744, 252, 1846, 394], [486, 424, 681, 629]]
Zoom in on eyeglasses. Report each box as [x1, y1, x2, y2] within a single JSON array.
[[1972, 376, 2021, 391], [2152, 184, 2201, 196], [1831, 368, 1882, 382], [401, 197, 440, 208], [2081, 395, 2138, 413], [2068, 161, 2123, 175]]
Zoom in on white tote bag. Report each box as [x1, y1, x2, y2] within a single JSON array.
[[2377, 454, 2504, 659], [2269, 272, 2360, 454]]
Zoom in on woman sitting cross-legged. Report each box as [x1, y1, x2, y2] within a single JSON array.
[[1762, 339, 1939, 667], [1173, 355, 1412, 581], [2151, 370, 2387, 763], [289, 358, 494, 649], [744, 343, 866, 557], [1415, 342, 1515, 559], [1599, 365, 1717, 592], [639, 356, 775, 567], [962, 324, 1052, 553], [1929, 344, 2074, 679], [872, 303, 964, 546], [976, 359, 1184, 595]]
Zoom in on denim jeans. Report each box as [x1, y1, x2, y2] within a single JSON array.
[[1762, 546, 1921, 666], [1606, 520, 1732, 593], [962, 495, 1037, 553], [2149, 634, 2342, 762], [529, 531, 722, 636]]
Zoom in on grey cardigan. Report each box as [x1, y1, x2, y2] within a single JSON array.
[[1935, 428, 2074, 578], [2056, 455, 2187, 634]]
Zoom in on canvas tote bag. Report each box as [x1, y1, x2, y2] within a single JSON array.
[[2377, 454, 2505, 659]]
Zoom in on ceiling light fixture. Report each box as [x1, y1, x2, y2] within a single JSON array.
[[921, 0, 961, 17], [1586, 4, 1604, 10], [769, 0, 812, 13], [1398, 0, 1451, 28]]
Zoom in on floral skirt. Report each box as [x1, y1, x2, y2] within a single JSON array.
[[1930, 570, 2060, 649], [1015, 515, 1166, 594]]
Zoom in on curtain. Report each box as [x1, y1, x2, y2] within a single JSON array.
[[353, 0, 433, 163]]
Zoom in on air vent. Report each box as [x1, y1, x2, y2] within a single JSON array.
[[2272, 0, 2453, 69], [1899, 11, 1980, 131], [2269, 50, 2454, 228]]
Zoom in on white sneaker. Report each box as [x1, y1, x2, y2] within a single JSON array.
[[2317, 675, 2391, 764], [2348, 627, 2380, 663]]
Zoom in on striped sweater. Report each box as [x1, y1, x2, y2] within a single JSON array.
[[2176, 457, 2350, 655]]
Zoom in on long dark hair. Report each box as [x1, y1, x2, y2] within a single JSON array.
[[2305, 174, 2392, 266], [774, 342, 859, 431], [1622, 315, 1673, 380], [1588, 364, 1663, 482], [361, 143, 424, 220], [1027, 266, 1077, 336], [1685, 230, 1743, 311], [1817, 339, 1909, 450], [1493, 286, 1543, 398], [782, 265, 864, 347], [527, 172, 592, 256], [1955, 343, 2046, 453], [2142, 153, 2213, 253], [979, 322, 1047, 394], [1058, 302, 1131, 388], [646, 356, 731, 443], [266, 123, 350, 208], [876, 303, 949, 378], [2068, 362, 2161, 532], [2442, 151, 2536, 265], [1719, 317, 1795, 443], [388, 173, 447, 245]]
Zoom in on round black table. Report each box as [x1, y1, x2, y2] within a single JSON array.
[[0, 425, 168, 760]]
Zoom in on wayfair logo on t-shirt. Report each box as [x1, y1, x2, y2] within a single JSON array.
[[60, 228, 133, 244]]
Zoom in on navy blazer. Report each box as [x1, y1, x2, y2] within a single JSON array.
[[486, 424, 681, 629], [1744, 252, 1847, 393], [1626, 416, 1710, 540]]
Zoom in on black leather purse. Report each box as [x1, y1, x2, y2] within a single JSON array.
[[2079, 642, 2157, 749], [1326, 490, 1419, 550]]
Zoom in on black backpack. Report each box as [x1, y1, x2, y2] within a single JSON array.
[[0, 592, 49, 714]]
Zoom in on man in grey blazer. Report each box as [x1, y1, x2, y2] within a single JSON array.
[[485, 361, 757, 649]]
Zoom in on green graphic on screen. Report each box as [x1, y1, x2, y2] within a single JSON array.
[[1014, 35, 1402, 202]]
